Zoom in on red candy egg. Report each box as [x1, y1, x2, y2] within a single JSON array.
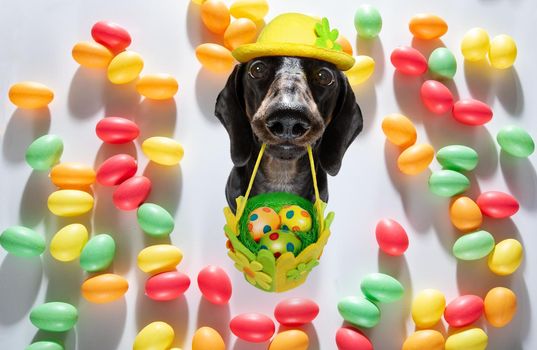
[[91, 20, 132, 53], [112, 176, 151, 210], [452, 99, 493, 126], [420, 80, 454, 114], [375, 218, 409, 256], [145, 270, 191, 301], [336, 327, 373, 350], [390, 46, 428, 75], [197, 265, 232, 305], [96, 117, 140, 144], [230, 313, 275, 343], [477, 191, 519, 218], [96, 154, 137, 186], [274, 298, 319, 326], [444, 295, 484, 327]]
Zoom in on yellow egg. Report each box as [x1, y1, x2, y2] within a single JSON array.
[[81, 273, 129, 304], [224, 18, 258, 51], [8, 81, 54, 109], [411, 289, 446, 328], [449, 196, 483, 232], [50, 224, 88, 262], [72, 41, 114, 68], [336, 35, 353, 56], [397, 143, 435, 175], [445, 328, 488, 350], [191, 0, 206, 4], [381, 113, 417, 149], [192, 327, 225, 350], [107, 51, 144, 84], [201, 0, 230, 34], [461, 28, 490, 62], [47, 189, 94, 217], [50, 162, 96, 190], [136, 74, 179, 100], [484, 287, 517, 327], [137, 245, 183, 275], [402, 330, 445, 350], [196, 43, 235, 73], [488, 238, 523, 276], [489, 34, 517, 69], [142, 137, 184, 166], [269, 330, 309, 350], [133, 321, 175, 350], [230, 0, 269, 22], [344, 55, 375, 86]]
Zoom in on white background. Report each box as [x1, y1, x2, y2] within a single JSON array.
[[1, 0, 536, 349]]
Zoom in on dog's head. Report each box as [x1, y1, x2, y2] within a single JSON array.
[[215, 56, 363, 175]]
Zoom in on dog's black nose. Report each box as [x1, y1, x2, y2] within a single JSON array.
[[266, 113, 311, 139]]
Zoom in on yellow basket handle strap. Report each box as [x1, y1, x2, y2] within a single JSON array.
[[307, 145, 324, 229], [235, 143, 266, 219]]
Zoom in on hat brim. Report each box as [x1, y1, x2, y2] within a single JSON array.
[[232, 42, 355, 71]]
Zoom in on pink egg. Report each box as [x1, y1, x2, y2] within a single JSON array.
[[145, 270, 191, 301], [197, 265, 232, 305], [420, 80, 454, 114], [476, 191, 519, 218], [96, 154, 137, 186], [375, 218, 409, 256], [274, 298, 319, 326], [444, 295, 484, 327], [336, 327, 373, 350], [390, 46, 428, 75], [452, 99, 493, 126], [96, 117, 139, 144], [91, 20, 132, 53], [112, 176, 151, 210], [230, 313, 275, 343]]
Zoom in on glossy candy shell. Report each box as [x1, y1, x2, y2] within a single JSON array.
[[390, 46, 427, 75], [197, 265, 232, 305], [50, 162, 96, 189], [192, 327, 225, 350], [411, 289, 446, 328], [138, 245, 183, 275], [344, 56, 375, 86], [354, 5, 382, 39], [420, 80, 453, 114], [381, 114, 417, 149], [476, 191, 519, 218], [360, 273, 404, 303], [269, 330, 309, 350], [96, 117, 140, 144], [452, 99, 493, 126], [142, 137, 184, 166], [453, 230, 495, 261], [229, 0, 269, 22], [444, 295, 484, 327], [201, 0, 231, 34], [145, 270, 191, 301], [445, 328, 488, 350], [137, 203, 175, 237], [72, 41, 114, 68], [136, 74, 179, 100], [96, 154, 138, 186], [337, 296, 380, 328], [47, 190, 94, 217], [428, 170, 470, 197], [335, 327, 373, 350], [230, 313, 275, 342], [26, 135, 63, 171], [50, 224, 88, 262], [449, 197, 483, 232], [79, 234, 116, 272], [375, 218, 409, 256], [274, 298, 319, 326], [489, 34, 517, 69], [81, 273, 128, 303], [0, 226, 45, 257], [437, 145, 479, 172], [397, 144, 435, 175], [30, 302, 78, 332], [496, 125, 535, 158], [91, 20, 132, 53], [224, 18, 257, 51], [196, 43, 235, 73], [9, 82, 54, 109], [484, 287, 517, 327], [107, 51, 144, 84], [409, 14, 448, 40], [488, 239, 523, 276], [133, 321, 174, 350], [402, 330, 445, 350], [112, 176, 151, 210]]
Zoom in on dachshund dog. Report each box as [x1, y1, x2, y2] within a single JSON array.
[[215, 56, 363, 210]]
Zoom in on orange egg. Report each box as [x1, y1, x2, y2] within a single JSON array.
[[484, 287, 517, 327], [196, 43, 235, 73], [336, 35, 353, 56], [201, 0, 230, 34], [450, 196, 483, 232], [382, 113, 417, 149], [72, 41, 114, 68], [81, 274, 129, 303], [50, 162, 96, 190], [224, 18, 257, 50], [397, 144, 435, 175], [409, 14, 448, 40]]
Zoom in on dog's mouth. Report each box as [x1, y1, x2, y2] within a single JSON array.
[[265, 143, 307, 160]]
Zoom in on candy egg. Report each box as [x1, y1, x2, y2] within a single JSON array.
[[247, 206, 280, 241], [497, 125, 535, 158], [192, 327, 225, 350], [137, 244, 183, 275], [420, 80, 453, 114], [197, 265, 232, 305], [107, 51, 144, 84], [274, 298, 319, 326], [96, 154, 138, 186], [196, 43, 235, 73], [91, 20, 132, 53], [397, 143, 435, 175], [134, 321, 174, 350], [449, 197, 483, 232], [8, 81, 54, 109], [137, 203, 175, 238], [79, 234, 116, 272], [461, 28, 490, 62], [26, 134, 63, 171], [390, 46, 428, 75], [489, 34, 517, 69], [402, 330, 445, 350], [335, 327, 373, 350], [354, 5, 382, 39], [428, 47, 457, 79], [96, 117, 140, 144], [488, 239, 523, 276], [409, 14, 448, 40], [30, 302, 78, 332], [136, 74, 179, 100], [72, 41, 114, 68], [50, 224, 88, 262], [444, 295, 484, 328], [437, 145, 479, 172], [452, 99, 493, 126], [81, 273, 129, 303], [145, 270, 191, 301], [476, 191, 519, 218], [50, 162, 96, 189], [484, 287, 517, 327], [224, 18, 257, 51], [47, 190, 94, 217], [411, 289, 446, 328], [201, 0, 230, 34], [445, 328, 488, 350], [344, 55, 375, 85], [0, 226, 45, 257], [230, 313, 275, 342], [269, 330, 309, 350], [375, 218, 409, 256], [259, 230, 302, 258], [142, 136, 184, 166], [453, 230, 495, 261], [337, 296, 380, 328], [113, 175, 151, 210], [381, 114, 417, 149], [360, 272, 404, 303], [279, 205, 311, 232], [336, 35, 353, 56], [428, 170, 470, 197], [229, 0, 269, 22], [26, 341, 64, 350]]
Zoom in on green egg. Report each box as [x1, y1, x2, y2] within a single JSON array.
[[337, 296, 380, 328], [29, 302, 78, 332], [453, 230, 495, 260], [137, 203, 175, 237], [25, 134, 63, 171], [26, 341, 64, 350], [0, 226, 45, 257], [354, 5, 382, 39], [436, 145, 479, 172], [258, 230, 302, 258], [428, 170, 470, 197], [79, 234, 116, 272], [497, 125, 535, 158], [360, 273, 404, 303], [428, 47, 457, 79]]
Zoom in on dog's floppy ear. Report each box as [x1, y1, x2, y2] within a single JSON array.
[[215, 64, 253, 167], [319, 74, 363, 176]]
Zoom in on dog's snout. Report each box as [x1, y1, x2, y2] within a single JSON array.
[[266, 113, 311, 139]]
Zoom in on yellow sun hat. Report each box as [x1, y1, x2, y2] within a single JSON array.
[[232, 13, 355, 71]]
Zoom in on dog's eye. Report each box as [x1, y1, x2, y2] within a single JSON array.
[[249, 61, 269, 79], [314, 68, 335, 86]]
